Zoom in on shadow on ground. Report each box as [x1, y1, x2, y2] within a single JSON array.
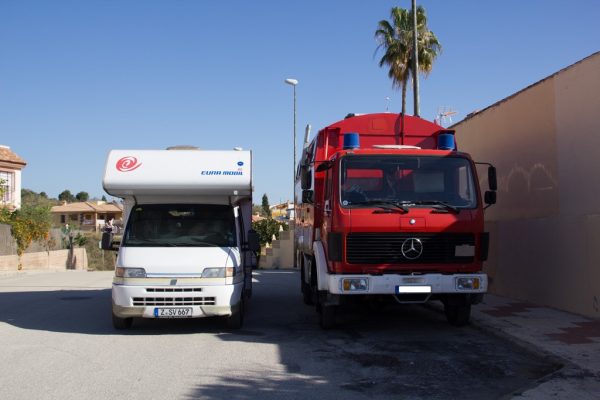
[[0, 271, 561, 399]]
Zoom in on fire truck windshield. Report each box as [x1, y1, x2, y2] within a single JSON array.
[[340, 155, 478, 209]]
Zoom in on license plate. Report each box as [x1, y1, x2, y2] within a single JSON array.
[[396, 285, 431, 294], [153, 307, 193, 318]]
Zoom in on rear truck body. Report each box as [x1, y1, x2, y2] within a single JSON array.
[[102, 147, 259, 329], [295, 113, 497, 328]]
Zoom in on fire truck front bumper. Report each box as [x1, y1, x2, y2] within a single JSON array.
[[328, 273, 487, 295]]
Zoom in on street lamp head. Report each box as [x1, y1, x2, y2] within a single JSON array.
[[285, 78, 299, 86]]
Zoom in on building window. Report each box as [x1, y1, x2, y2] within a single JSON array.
[[0, 171, 14, 203]]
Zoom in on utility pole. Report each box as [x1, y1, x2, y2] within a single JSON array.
[[412, 0, 420, 117]]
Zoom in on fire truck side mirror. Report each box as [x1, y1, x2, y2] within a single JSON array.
[[484, 191, 497, 205], [302, 190, 314, 204], [300, 166, 312, 190], [488, 166, 497, 191], [316, 161, 332, 172]]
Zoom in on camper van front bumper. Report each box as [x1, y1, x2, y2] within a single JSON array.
[[112, 282, 243, 318]]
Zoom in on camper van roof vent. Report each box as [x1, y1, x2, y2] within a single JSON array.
[[166, 145, 200, 150]]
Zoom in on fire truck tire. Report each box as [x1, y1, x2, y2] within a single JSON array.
[[112, 313, 133, 330], [444, 303, 471, 326], [302, 281, 314, 305], [319, 305, 336, 329]]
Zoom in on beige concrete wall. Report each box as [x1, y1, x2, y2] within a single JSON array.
[[0, 248, 88, 271], [454, 52, 600, 319]]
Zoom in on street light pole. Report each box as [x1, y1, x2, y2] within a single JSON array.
[[285, 78, 298, 268], [284, 78, 298, 207]]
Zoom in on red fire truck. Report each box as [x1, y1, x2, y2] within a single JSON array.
[[295, 113, 497, 328]]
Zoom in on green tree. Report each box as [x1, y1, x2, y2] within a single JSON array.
[[101, 195, 107, 202], [75, 191, 89, 201], [252, 204, 265, 217], [252, 218, 288, 246], [261, 193, 271, 217], [58, 190, 75, 203], [375, 5, 441, 116], [21, 189, 57, 208], [0, 205, 52, 269]]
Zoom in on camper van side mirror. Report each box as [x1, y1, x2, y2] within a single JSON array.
[[488, 166, 497, 191], [300, 166, 312, 190], [247, 229, 260, 252], [101, 232, 118, 251], [302, 189, 314, 204]]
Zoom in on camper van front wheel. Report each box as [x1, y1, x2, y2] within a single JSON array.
[[226, 300, 244, 329], [112, 313, 133, 330]]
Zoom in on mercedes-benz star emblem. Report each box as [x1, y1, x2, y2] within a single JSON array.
[[401, 238, 423, 260]]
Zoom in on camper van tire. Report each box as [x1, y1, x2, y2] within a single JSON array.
[[112, 313, 133, 330], [225, 299, 244, 329]]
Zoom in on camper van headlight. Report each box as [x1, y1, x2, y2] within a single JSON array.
[[202, 267, 237, 278], [202, 268, 226, 278], [115, 267, 146, 278]]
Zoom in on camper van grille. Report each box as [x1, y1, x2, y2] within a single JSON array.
[[346, 233, 475, 264], [132, 297, 216, 306], [146, 288, 203, 293]]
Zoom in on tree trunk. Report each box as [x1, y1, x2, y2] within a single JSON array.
[[400, 82, 408, 144]]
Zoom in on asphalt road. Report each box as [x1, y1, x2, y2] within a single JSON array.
[[0, 270, 559, 400]]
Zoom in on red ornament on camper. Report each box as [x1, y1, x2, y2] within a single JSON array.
[[116, 156, 142, 172]]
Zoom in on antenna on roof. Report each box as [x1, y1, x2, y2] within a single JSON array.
[[435, 106, 457, 127]]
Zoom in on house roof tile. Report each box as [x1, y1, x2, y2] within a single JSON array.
[[0, 145, 27, 168], [51, 201, 123, 213]]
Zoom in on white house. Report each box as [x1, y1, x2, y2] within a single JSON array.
[[0, 145, 26, 210]]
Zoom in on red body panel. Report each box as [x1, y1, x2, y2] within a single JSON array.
[[296, 113, 484, 275]]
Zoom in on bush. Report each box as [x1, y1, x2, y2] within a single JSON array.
[[252, 218, 288, 246], [0, 206, 52, 265]]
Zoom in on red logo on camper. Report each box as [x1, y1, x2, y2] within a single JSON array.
[[116, 156, 142, 172]]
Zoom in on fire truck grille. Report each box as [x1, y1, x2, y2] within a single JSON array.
[[132, 297, 216, 306], [346, 233, 475, 264]]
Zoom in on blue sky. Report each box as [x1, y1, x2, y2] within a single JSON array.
[[1, 0, 599, 205]]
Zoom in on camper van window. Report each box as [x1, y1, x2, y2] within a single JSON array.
[[122, 204, 236, 247]]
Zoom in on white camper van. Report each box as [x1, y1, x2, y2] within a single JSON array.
[[102, 147, 259, 329]]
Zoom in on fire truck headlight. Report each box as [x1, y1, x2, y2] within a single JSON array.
[[456, 277, 480, 290], [341, 278, 369, 292]]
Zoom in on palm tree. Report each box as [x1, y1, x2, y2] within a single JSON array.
[[375, 6, 441, 117]]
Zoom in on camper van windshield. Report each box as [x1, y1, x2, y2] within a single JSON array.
[[340, 155, 477, 209], [122, 204, 236, 247]]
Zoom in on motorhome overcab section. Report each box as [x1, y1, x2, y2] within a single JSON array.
[[102, 148, 259, 330]]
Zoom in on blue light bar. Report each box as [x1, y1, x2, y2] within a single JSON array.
[[343, 132, 360, 149]]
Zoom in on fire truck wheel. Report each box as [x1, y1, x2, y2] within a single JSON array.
[[302, 281, 314, 305], [319, 305, 336, 329], [112, 313, 133, 330], [444, 303, 471, 326]]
